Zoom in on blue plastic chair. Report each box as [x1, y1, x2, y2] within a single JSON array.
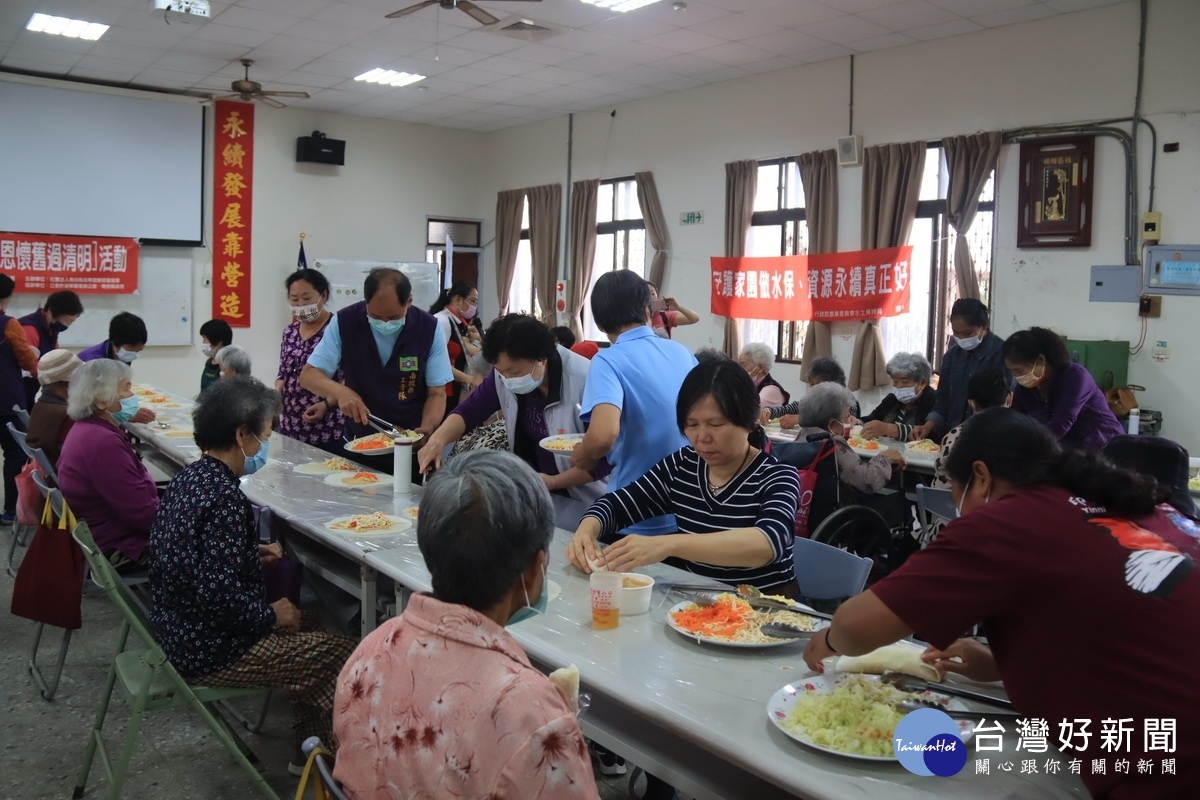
[[792, 537, 872, 603], [915, 484, 958, 542]]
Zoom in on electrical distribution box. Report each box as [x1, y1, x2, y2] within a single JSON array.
[[1144, 245, 1200, 295]]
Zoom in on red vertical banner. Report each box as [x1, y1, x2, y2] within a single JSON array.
[[212, 100, 253, 327]]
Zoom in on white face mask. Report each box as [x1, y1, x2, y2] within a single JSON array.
[[501, 364, 544, 396], [116, 348, 139, 364], [955, 335, 982, 351], [955, 476, 991, 517], [294, 302, 322, 324], [893, 386, 918, 403], [200, 344, 214, 358]]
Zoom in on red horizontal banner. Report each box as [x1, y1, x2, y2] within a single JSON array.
[[711, 246, 913, 322], [0, 232, 138, 293]]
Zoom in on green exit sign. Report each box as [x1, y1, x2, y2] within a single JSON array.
[[679, 210, 705, 225]]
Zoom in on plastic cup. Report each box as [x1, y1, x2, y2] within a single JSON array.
[[590, 571, 622, 630]]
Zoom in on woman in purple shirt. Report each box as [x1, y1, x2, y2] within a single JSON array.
[[274, 269, 344, 453], [1004, 327, 1124, 452], [57, 359, 158, 571]]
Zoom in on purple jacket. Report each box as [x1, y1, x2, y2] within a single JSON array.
[[78, 340, 113, 362], [1011, 362, 1126, 452], [58, 416, 159, 561]]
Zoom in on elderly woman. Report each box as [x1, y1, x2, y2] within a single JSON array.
[[567, 359, 800, 593], [738, 342, 790, 408], [25, 348, 81, 467], [334, 450, 598, 799], [803, 409, 1200, 799], [1004, 326, 1123, 451], [860, 352, 937, 441], [419, 313, 608, 502], [795, 383, 901, 497], [57, 360, 158, 571], [150, 377, 355, 772], [759, 356, 859, 428], [214, 344, 251, 380]]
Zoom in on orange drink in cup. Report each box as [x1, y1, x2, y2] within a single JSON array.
[[590, 571, 622, 630]]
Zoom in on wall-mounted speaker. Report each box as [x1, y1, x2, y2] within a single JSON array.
[[296, 131, 345, 165], [837, 134, 863, 167]]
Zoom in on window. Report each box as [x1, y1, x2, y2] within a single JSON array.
[[504, 199, 541, 318], [582, 177, 647, 341], [879, 144, 995, 368], [742, 159, 808, 362], [426, 216, 483, 289]]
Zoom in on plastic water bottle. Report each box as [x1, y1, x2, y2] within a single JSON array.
[[393, 439, 413, 493], [1128, 408, 1141, 436]]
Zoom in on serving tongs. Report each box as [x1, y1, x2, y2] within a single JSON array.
[[366, 413, 403, 440], [664, 583, 833, 620], [881, 672, 1014, 709]]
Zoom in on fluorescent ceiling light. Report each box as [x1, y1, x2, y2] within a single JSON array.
[[581, 0, 664, 12], [26, 13, 109, 41], [354, 68, 426, 88]]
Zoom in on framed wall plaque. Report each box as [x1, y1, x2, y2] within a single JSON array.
[[1017, 136, 1094, 248]]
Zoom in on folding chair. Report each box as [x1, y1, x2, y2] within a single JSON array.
[[12, 403, 29, 429], [915, 485, 957, 543], [70, 521, 278, 800], [26, 472, 75, 700], [298, 737, 351, 800], [792, 537, 873, 604], [31, 445, 59, 487], [5, 422, 36, 576]]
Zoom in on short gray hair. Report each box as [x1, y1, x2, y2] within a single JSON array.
[[215, 345, 252, 377], [886, 351, 932, 383], [739, 342, 775, 373], [417, 450, 554, 611], [797, 382, 856, 428], [67, 359, 130, 421], [466, 351, 491, 378]]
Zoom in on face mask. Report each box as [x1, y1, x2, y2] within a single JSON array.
[[116, 348, 139, 364], [955, 335, 981, 351], [1015, 360, 1045, 388], [955, 476, 992, 517], [369, 318, 405, 336], [508, 560, 548, 626], [893, 386, 918, 403], [460, 302, 477, 321], [112, 395, 140, 424], [51, 320, 69, 334], [294, 303, 322, 324], [200, 344, 214, 358], [501, 364, 544, 396], [241, 434, 270, 476]]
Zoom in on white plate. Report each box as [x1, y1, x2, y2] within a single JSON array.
[[398, 505, 420, 520], [665, 600, 826, 649], [160, 429, 195, 439], [849, 443, 889, 458], [344, 435, 396, 456], [323, 471, 395, 490], [295, 460, 358, 476], [767, 674, 974, 762], [539, 433, 585, 454], [324, 515, 412, 536]]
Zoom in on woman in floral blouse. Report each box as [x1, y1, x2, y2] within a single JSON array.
[[275, 269, 345, 453], [149, 377, 354, 771], [334, 450, 598, 799]]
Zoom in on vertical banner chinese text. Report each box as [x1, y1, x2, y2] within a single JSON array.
[[710, 246, 913, 321], [213, 100, 253, 327], [0, 233, 138, 293]]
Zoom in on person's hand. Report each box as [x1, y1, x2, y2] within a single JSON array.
[[921, 638, 1001, 683], [601, 534, 675, 573], [665, 297, 680, 312], [860, 420, 895, 440], [910, 421, 935, 442], [271, 598, 301, 632], [302, 400, 328, 424], [565, 523, 603, 573], [466, 326, 482, 343], [759, 408, 772, 425], [130, 408, 156, 424], [803, 629, 839, 672], [884, 448, 907, 469], [539, 472, 561, 492], [258, 542, 283, 567], [570, 442, 596, 471], [337, 389, 370, 426], [416, 436, 445, 475], [780, 414, 799, 430]]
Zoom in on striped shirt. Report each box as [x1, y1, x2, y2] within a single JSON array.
[[583, 447, 800, 590]]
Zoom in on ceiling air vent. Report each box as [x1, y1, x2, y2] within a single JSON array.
[[488, 17, 566, 42]]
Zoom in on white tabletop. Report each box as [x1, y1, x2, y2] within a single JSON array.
[[124, 384, 201, 468]]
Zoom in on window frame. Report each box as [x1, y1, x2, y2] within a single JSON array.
[[583, 175, 648, 341], [748, 157, 808, 364]]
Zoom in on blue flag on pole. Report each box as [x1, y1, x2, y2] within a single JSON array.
[[297, 240, 307, 269]]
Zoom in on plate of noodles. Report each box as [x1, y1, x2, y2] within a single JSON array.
[[324, 512, 411, 536], [666, 593, 827, 648], [768, 674, 973, 761], [847, 437, 888, 458], [296, 456, 361, 476], [538, 433, 585, 454], [324, 471, 394, 490]]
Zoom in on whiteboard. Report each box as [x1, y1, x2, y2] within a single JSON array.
[[10, 247, 195, 347], [312, 260, 441, 314]]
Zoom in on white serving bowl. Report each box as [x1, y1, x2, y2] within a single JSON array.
[[620, 573, 654, 615]]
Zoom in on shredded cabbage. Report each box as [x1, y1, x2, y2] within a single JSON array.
[[783, 675, 912, 757]]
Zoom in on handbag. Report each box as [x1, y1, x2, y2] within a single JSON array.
[[14, 459, 40, 528], [1105, 384, 1144, 419], [293, 743, 334, 800], [793, 440, 836, 538], [10, 499, 85, 630]]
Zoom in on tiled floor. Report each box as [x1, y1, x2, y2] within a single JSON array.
[[0, 544, 633, 799]]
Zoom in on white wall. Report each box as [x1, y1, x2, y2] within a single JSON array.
[[482, 0, 1200, 449]]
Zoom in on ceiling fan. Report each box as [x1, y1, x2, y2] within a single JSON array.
[[385, 0, 542, 26], [204, 59, 310, 109]]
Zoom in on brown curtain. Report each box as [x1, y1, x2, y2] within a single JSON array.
[[723, 160, 757, 357], [495, 189, 525, 313], [796, 149, 838, 380], [943, 131, 1001, 301], [568, 179, 599, 338], [635, 171, 670, 291], [527, 183, 562, 325], [852, 141, 927, 391]]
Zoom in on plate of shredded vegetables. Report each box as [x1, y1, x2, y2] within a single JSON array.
[[768, 674, 973, 760], [847, 437, 888, 458], [538, 433, 585, 454], [905, 439, 940, 454], [324, 512, 411, 536], [345, 434, 397, 455], [296, 456, 359, 475], [324, 471, 394, 490], [666, 593, 826, 648]]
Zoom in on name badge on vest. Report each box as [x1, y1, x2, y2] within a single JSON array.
[[398, 356, 419, 401]]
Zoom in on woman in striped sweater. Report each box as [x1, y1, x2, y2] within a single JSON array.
[[566, 358, 800, 594]]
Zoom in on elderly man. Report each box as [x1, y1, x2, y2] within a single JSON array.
[[860, 352, 937, 442], [333, 450, 599, 799], [300, 267, 452, 473]]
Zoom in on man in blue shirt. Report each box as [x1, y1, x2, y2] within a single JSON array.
[[912, 298, 1008, 441], [571, 270, 697, 536]]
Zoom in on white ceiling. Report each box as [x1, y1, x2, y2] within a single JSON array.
[[0, 0, 1127, 131]]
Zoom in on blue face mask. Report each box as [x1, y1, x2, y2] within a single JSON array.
[[893, 386, 918, 403], [241, 434, 270, 476], [112, 395, 140, 423], [369, 317, 405, 336], [507, 559, 548, 626]]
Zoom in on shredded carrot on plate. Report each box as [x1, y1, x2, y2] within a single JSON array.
[[671, 595, 753, 638]]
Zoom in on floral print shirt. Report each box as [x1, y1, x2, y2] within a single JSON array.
[[149, 455, 275, 679], [277, 319, 345, 444], [333, 593, 599, 800]]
